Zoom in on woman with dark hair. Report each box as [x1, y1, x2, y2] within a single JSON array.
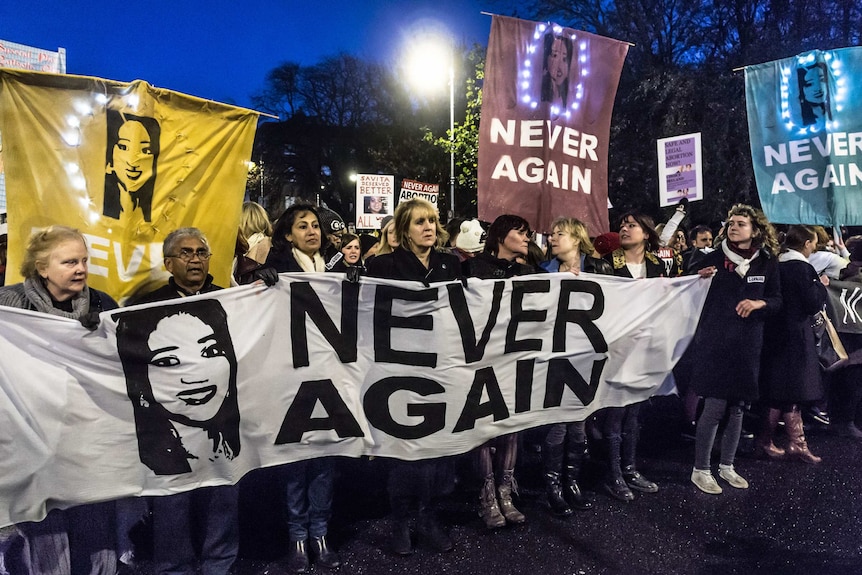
[[601, 213, 679, 502], [115, 299, 240, 475], [689, 204, 781, 494], [540, 32, 573, 109], [366, 198, 460, 555], [757, 225, 826, 463], [797, 62, 832, 128], [540, 217, 611, 515], [103, 109, 160, 222], [0, 225, 118, 574], [264, 203, 341, 571], [463, 214, 534, 529], [266, 204, 325, 274]]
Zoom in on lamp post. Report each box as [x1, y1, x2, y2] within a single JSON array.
[[406, 32, 456, 218], [259, 159, 264, 207], [448, 64, 455, 218]]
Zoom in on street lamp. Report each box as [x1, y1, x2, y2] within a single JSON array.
[[406, 32, 456, 217]]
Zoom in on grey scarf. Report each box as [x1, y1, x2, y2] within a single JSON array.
[[23, 276, 90, 319]]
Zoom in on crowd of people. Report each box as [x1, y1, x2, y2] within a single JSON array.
[[0, 198, 860, 575]]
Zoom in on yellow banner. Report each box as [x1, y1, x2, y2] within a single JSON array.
[[0, 70, 258, 302]]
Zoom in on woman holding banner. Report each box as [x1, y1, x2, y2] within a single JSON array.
[[366, 198, 461, 555], [688, 204, 781, 494], [464, 214, 535, 529], [0, 226, 118, 575], [602, 213, 679, 502], [540, 217, 612, 515], [266, 204, 342, 572]]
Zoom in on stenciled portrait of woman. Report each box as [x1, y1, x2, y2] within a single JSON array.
[[796, 61, 832, 128], [540, 31, 573, 110], [114, 299, 241, 475], [103, 109, 161, 222]]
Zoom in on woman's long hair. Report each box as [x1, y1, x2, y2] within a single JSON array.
[[114, 299, 240, 475]]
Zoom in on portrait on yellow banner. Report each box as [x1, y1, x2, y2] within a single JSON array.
[[0, 70, 258, 303]]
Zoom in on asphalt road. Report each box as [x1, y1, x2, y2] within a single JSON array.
[[123, 395, 862, 575]]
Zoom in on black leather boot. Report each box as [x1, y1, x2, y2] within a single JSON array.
[[310, 535, 342, 569], [603, 435, 634, 502], [286, 539, 309, 573], [564, 440, 593, 510], [621, 420, 658, 493], [543, 442, 573, 516]]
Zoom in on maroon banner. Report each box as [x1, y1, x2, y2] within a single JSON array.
[[478, 16, 628, 234]]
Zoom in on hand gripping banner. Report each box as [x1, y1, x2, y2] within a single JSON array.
[[0, 272, 710, 526]]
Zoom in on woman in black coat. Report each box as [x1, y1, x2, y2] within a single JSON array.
[[366, 198, 461, 556], [689, 204, 782, 494], [463, 214, 535, 529], [757, 225, 826, 463], [601, 213, 678, 502]]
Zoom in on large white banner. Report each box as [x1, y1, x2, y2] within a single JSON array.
[[0, 272, 710, 526]]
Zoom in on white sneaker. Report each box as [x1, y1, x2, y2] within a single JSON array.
[[691, 468, 722, 494], [718, 464, 749, 489]]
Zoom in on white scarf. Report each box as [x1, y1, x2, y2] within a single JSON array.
[[292, 247, 325, 272], [779, 249, 809, 264], [721, 240, 760, 278]]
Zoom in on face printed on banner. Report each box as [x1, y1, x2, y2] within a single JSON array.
[[341, 238, 361, 265], [726, 215, 754, 248], [113, 121, 155, 193], [38, 239, 89, 302], [549, 226, 577, 257], [287, 210, 321, 257], [802, 66, 827, 105], [619, 216, 647, 249], [408, 209, 438, 250], [547, 37, 571, 89], [147, 313, 231, 423], [368, 196, 383, 214]]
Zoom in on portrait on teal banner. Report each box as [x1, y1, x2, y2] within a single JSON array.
[[745, 47, 862, 226]]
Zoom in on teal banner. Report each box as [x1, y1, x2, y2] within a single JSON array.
[[745, 47, 862, 225]]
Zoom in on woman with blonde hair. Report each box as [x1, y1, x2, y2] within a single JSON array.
[[240, 201, 273, 264], [366, 198, 460, 555], [540, 217, 612, 514], [0, 225, 119, 574]]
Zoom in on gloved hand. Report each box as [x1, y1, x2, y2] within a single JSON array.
[[252, 267, 280, 286], [79, 311, 101, 331], [345, 266, 361, 284]]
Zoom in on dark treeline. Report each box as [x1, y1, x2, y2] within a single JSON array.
[[249, 0, 861, 228]]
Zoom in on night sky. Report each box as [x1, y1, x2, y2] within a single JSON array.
[[1, 0, 498, 110]]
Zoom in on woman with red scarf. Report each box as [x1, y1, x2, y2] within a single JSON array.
[[688, 204, 782, 494]]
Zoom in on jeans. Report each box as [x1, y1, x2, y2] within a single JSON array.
[[152, 486, 239, 575], [694, 397, 744, 469], [284, 458, 334, 541]]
